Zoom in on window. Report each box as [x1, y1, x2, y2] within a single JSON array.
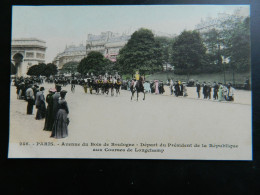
[[36, 53, 45, 59], [26, 52, 34, 58]]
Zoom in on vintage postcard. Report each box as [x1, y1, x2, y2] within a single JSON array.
[[9, 5, 252, 160]]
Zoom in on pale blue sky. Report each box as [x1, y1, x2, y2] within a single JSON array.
[[12, 5, 249, 63]]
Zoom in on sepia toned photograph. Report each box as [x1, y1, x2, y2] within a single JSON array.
[[9, 5, 251, 160]]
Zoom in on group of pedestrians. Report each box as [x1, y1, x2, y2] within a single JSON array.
[[169, 80, 188, 97], [14, 77, 70, 139], [126, 80, 165, 94], [196, 81, 235, 101]]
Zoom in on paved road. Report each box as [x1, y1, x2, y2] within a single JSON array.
[[9, 84, 252, 159]]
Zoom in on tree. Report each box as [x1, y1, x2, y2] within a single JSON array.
[[27, 63, 46, 76], [60, 61, 79, 74], [117, 28, 163, 75], [27, 63, 58, 77], [171, 30, 208, 77], [78, 51, 111, 75], [201, 28, 223, 73], [42, 63, 58, 77], [198, 13, 250, 75], [228, 16, 250, 73], [154, 36, 174, 71]]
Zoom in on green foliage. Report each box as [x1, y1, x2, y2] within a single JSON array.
[[154, 36, 174, 67], [60, 61, 79, 74], [171, 30, 208, 74], [201, 28, 222, 73], [117, 28, 164, 75], [43, 63, 58, 77], [201, 15, 250, 73], [27, 63, 58, 76], [27, 63, 46, 76], [228, 17, 250, 72], [78, 51, 111, 75]]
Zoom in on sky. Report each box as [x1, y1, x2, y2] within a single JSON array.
[[12, 5, 250, 63]]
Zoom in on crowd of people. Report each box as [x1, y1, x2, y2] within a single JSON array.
[[13, 74, 123, 139], [195, 81, 235, 101], [123, 80, 165, 94], [45, 75, 122, 96], [12, 74, 237, 140], [169, 80, 188, 97], [167, 79, 235, 101], [14, 77, 69, 139]]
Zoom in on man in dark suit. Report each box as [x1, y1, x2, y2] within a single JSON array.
[[196, 81, 201, 98], [207, 82, 212, 99], [213, 82, 219, 100], [174, 81, 180, 97], [203, 82, 208, 99]]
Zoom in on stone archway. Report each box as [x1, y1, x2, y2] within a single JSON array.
[[13, 53, 24, 77], [11, 62, 16, 75]]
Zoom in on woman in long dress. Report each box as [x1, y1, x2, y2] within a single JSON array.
[[218, 85, 224, 101], [43, 88, 56, 131], [51, 90, 69, 139], [155, 80, 159, 94], [83, 82, 88, 93], [35, 87, 46, 120], [183, 83, 188, 97]]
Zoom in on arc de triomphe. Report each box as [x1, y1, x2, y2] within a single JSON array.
[[11, 38, 47, 77]]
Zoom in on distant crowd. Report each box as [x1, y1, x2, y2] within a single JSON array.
[[12, 75, 237, 141], [195, 81, 235, 101], [167, 79, 235, 101], [14, 76, 69, 139]]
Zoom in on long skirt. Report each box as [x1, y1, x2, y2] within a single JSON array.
[[51, 109, 68, 139], [43, 105, 54, 131], [36, 102, 46, 120], [84, 86, 88, 93], [218, 90, 224, 101], [27, 99, 34, 114], [155, 83, 159, 94]]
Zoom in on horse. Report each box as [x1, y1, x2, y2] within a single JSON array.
[[104, 81, 110, 95], [110, 82, 114, 96], [94, 80, 102, 94], [114, 82, 121, 96], [130, 78, 145, 101]]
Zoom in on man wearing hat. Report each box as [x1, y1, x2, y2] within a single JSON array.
[[227, 83, 235, 101], [174, 81, 180, 96], [202, 82, 208, 99], [207, 82, 212, 99], [213, 82, 219, 100], [196, 81, 201, 98], [52, 84, 62, 122]]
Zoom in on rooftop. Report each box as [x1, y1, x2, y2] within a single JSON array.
[[12, 38, 46, 43]]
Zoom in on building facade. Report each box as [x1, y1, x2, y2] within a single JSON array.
[[53, 44, 86, 70], [86, 31, 130, 62], [53, 32, 131, 70], [11, 38, 47, 76]]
